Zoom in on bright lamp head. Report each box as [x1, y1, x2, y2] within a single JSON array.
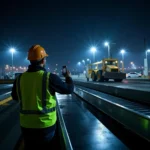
[[147, 49, 150, 52], [78, 62, 81, 65], [91, 47, 96, 53], [104, 42, 109, 46], [10, 48, 16, 53], [121, 49, 125, 54]]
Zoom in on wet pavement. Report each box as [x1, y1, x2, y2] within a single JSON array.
[[57, 93, 129, 150]]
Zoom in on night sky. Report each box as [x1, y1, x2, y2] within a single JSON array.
[[0, 0, 150, 71]]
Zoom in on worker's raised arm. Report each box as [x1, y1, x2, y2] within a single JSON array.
[[49, 73, 74, 95]]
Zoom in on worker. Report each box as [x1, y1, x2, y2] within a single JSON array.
[[11, 45, 74, 149]]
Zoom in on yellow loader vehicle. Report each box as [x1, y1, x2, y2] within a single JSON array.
[[86, 58, 126, 82]]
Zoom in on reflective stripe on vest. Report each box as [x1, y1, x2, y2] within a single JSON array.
[[17, 72, 56, 114]]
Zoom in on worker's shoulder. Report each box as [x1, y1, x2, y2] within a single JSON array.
[[14, 73, 23, 80], [49, 73, 61, 82], [49, 72, 59, 78]]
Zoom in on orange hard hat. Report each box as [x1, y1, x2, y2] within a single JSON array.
[[27, 45, 48, 61]]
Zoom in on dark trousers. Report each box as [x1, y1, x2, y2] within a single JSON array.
[[21, 124, 56, 150]]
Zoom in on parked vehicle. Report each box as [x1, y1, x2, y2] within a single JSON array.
[[126, 72, 142, 78]]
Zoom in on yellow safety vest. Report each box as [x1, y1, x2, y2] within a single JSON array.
[[16, 71, 57, 128]]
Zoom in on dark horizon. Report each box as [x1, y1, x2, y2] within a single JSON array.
[[0, 0, 150, 71]]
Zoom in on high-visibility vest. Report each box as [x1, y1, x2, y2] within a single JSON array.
[[16, 71, 56, 128]]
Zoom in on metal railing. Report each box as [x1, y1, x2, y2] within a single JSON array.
[[56, 97, 73, 150], [0, 92, 11, 101]]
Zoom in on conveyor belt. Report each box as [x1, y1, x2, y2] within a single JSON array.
[[74, 86, 150, 142]]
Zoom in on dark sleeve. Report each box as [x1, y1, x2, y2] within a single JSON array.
[[11, 78, 19, 101], [49, 73, 74, 95]]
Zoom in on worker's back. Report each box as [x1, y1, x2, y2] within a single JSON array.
[[18, 70, 57, 129], [11, 44, 74, 149]]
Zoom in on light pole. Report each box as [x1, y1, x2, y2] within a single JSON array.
[[130, 62, 136, 69], [90, 47, 97, 62], [104, 42, 110, 58], [77, 62, 81, 75], [9, 48, 16, 78], [120, 49, 125, 72], [145, 49, 150, 76], [82, 60, 86, 71], [120, 61, 123, 69], [146, 49, 150, 59]]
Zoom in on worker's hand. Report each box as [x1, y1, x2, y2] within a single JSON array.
[[64, 70, 71, 78]]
